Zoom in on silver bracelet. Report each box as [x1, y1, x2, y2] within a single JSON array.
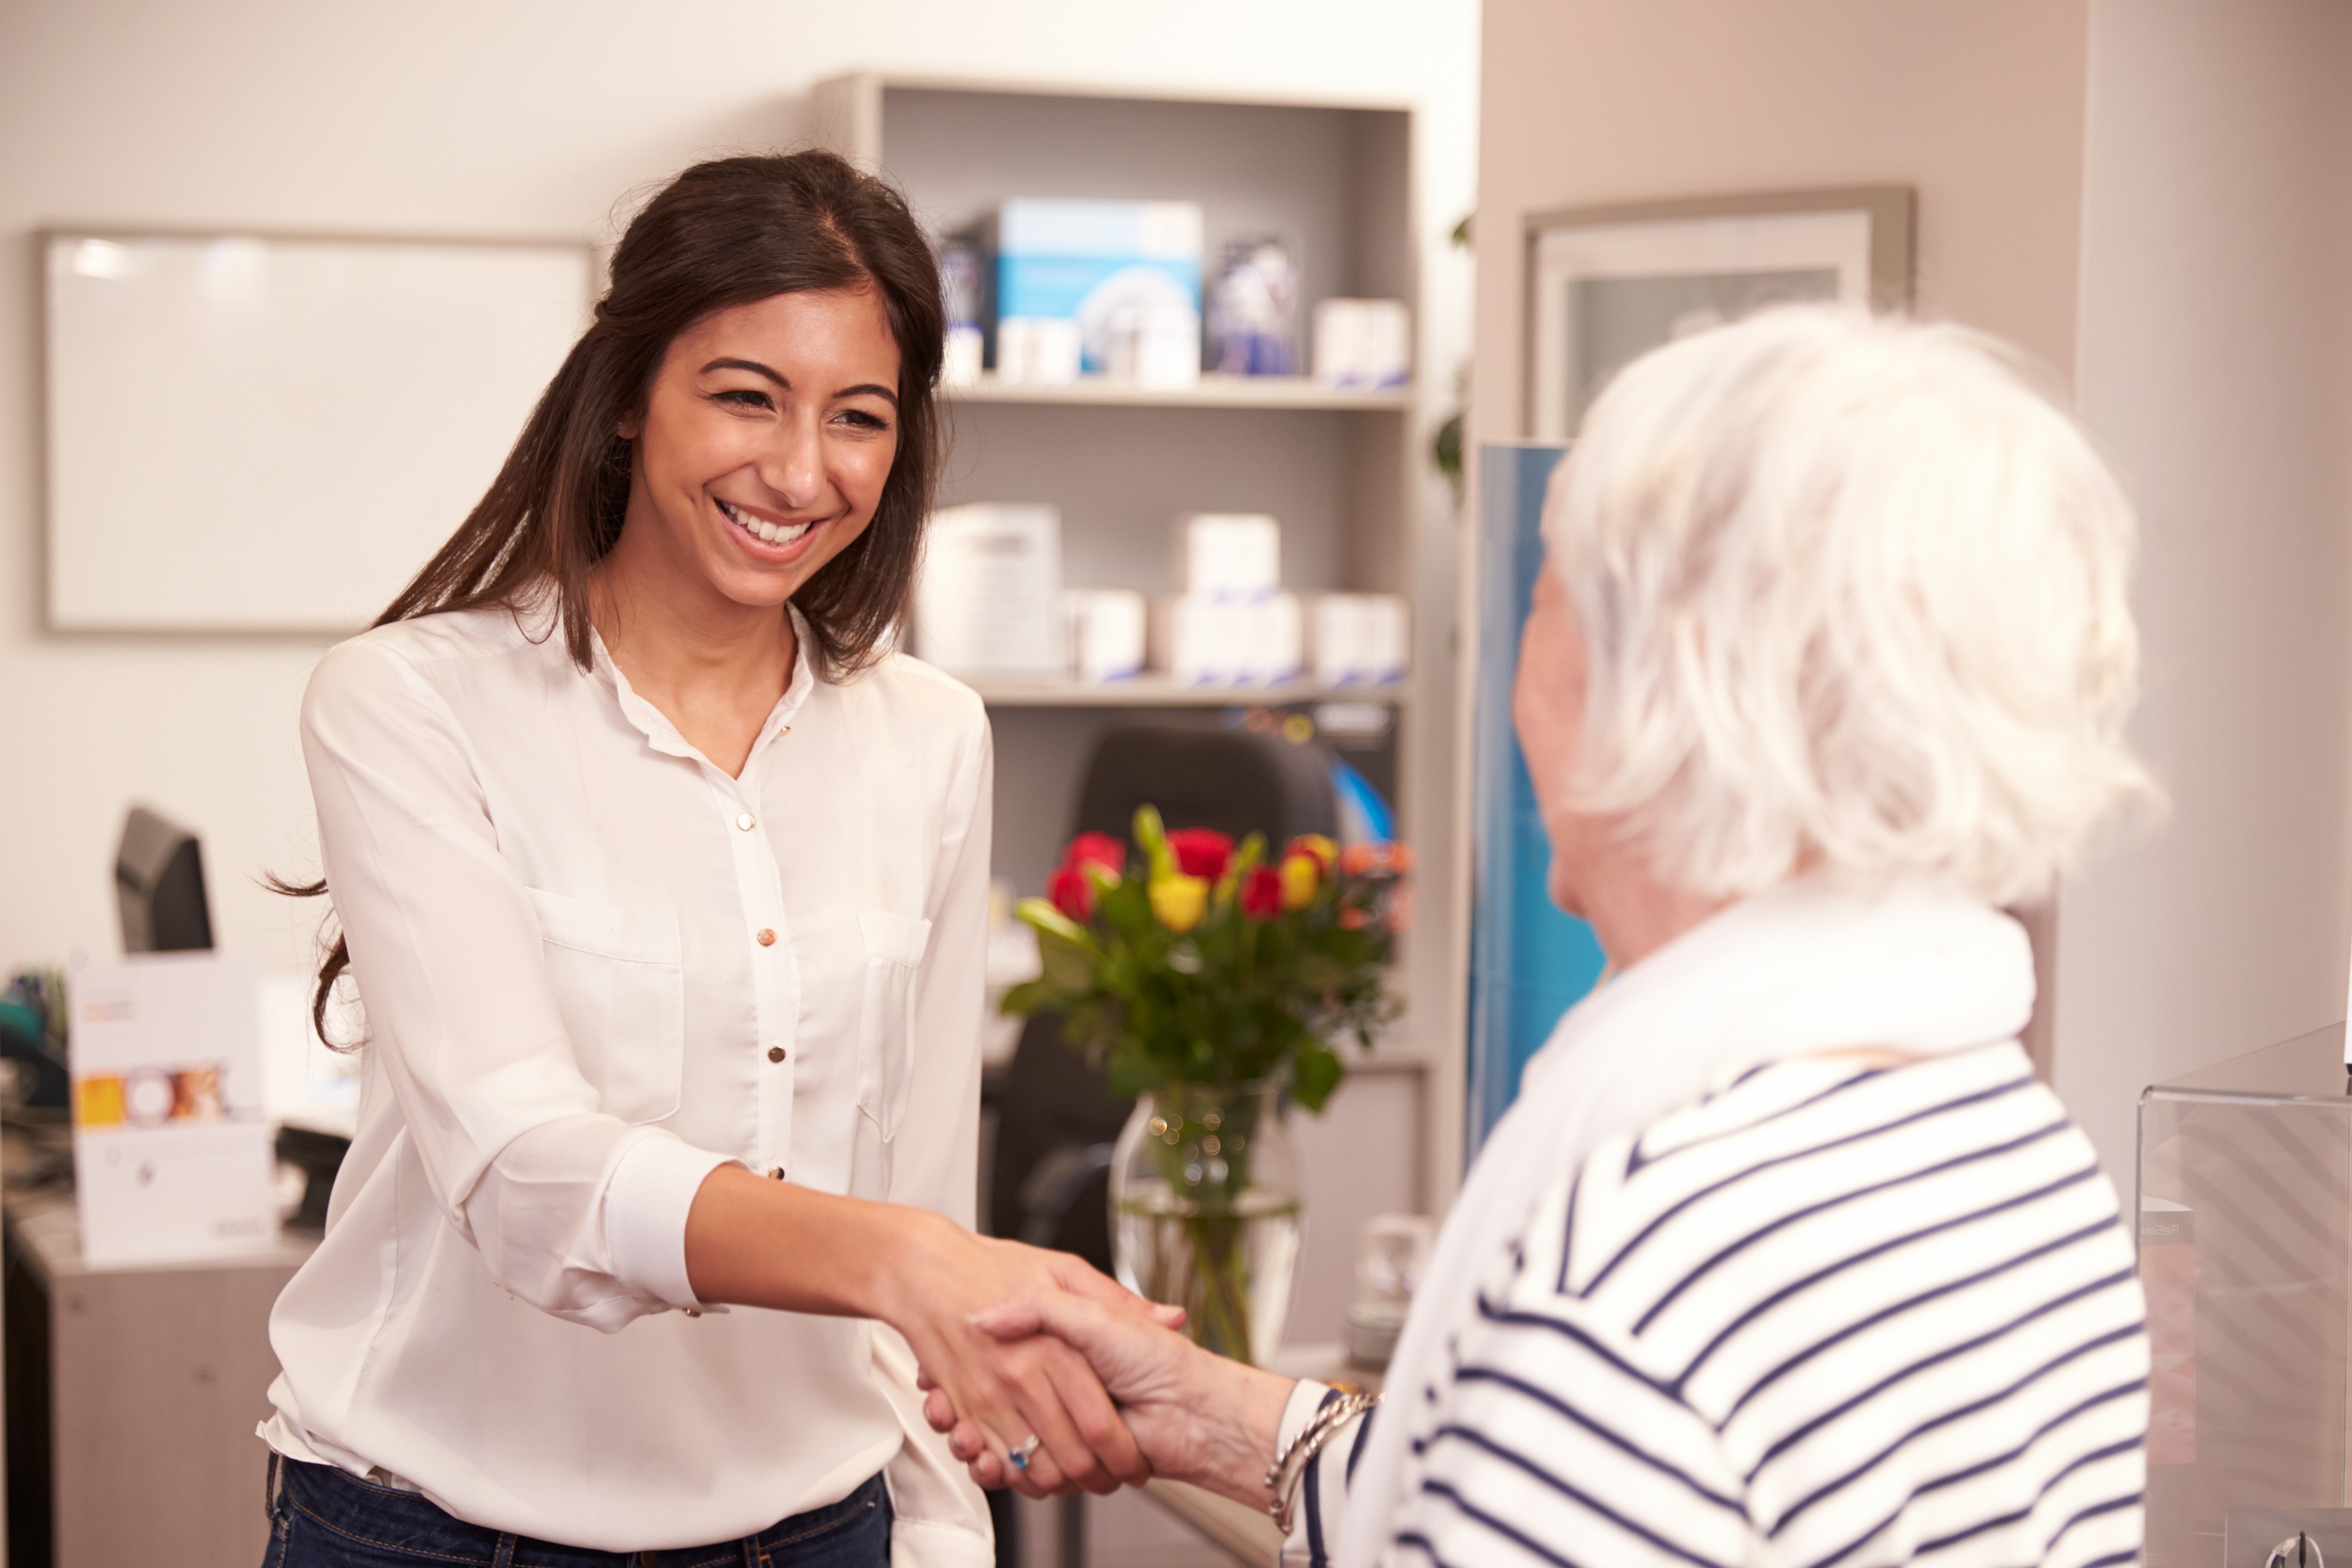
[[1264, 1389, 1381, 1536]]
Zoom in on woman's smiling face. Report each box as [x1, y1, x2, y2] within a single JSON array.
[[620, 285, 902, 612]]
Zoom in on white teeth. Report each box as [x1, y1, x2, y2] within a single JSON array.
[[722, 501, 813, 547]]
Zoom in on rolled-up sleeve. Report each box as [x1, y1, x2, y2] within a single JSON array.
[[873, 709, 995, 1565], [303, 639, 731, 1331]]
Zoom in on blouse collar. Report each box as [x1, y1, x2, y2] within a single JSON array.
[[587, 602, 817, 773]]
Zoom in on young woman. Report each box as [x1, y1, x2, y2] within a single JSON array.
[[260, 151, 1160, 1568]]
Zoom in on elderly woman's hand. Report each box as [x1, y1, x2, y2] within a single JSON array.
[[919, 1292, 1294, 1507]]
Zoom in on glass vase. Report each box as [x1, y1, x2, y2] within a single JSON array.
[[1109, 1079, 1303, 1367]]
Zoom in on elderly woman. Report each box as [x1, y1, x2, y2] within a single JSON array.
[[927, 307, 2156, 1568]]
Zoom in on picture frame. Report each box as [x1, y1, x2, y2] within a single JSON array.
[[1524, 186, 1914, 439]]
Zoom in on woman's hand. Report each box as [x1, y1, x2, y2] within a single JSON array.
[[681, 1165, 1181, 1500], [920, 1291, 1295, 1508], [876, 1216, 1184, 1498]]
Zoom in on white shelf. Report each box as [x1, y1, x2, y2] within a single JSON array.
[[944, 374, 1412, 412], [966, 675, 1407, 708]]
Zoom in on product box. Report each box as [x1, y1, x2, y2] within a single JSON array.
[[989, 199, 1204, 387], [1208, 236, 1299, 376], [71, 952, 278, 1267], [1176, 513, 1282, 601], [1309, 593, 1410, 685], [1312, 298, 1413, 389], [914, 504, 1064, 672], [937, 232, 988, 388], [1061, 589, 1147, 684], [1152, 592, 1302, 687]]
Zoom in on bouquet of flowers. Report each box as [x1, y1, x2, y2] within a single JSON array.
[[1005, 806, 1408, 1112], [1004, 806, 1409, 1362]]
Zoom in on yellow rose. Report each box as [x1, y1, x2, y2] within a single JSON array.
[[1279, 852, 1319, 911], [1148, 874, 1209, 933], [1287, 834, 1339, 875]]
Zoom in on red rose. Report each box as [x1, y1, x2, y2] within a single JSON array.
[[1064, 831, 1127, 879], [1165, 828, 1235, 881], [1239, 864, 1284, 921], [1046, 864, 1096, 922]]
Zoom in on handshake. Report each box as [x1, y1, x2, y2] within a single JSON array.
[[893, 1223, 1296, 1512]]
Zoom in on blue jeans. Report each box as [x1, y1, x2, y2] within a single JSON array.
[[262, 1454, 891, 1568]]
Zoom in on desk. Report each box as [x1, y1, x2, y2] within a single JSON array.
[[1140, 1479, 1285, 1565], [3, 1179, 315, 1568]]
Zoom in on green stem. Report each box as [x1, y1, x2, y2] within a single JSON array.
[[1184, 1212, 1257, 1364], [1143, 1085, 1268, 1365]]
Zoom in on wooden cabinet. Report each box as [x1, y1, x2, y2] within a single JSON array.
[[4, 1185, 315, 1568]]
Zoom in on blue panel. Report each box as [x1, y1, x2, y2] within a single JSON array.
[[1466, 442, 1609, 1157]]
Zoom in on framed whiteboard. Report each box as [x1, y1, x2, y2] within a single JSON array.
[[44, 231, 594, 632]]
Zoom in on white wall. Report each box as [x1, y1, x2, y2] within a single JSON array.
[[0, 0, 1477, 980], [2056, 0, 2352, 1178]]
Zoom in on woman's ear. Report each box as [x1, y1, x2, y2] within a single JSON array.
[[616, 415, 641, 441]]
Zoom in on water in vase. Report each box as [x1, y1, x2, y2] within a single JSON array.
[[1114, 1179, 1302, 1368]]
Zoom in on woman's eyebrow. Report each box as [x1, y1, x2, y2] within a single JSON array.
[[702, 356, 785, 385], [700, 360, 897, 408]]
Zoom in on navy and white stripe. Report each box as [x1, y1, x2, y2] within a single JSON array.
[[1285, 1042, 2148, 1568]]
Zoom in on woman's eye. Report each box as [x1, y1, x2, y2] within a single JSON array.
[[716, 389, 772, 410], [838, 408, 890, 431]]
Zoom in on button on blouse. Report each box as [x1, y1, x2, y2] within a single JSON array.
[[259, 600, 994, 1561]]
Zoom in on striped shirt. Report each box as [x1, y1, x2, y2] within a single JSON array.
[[1282, 1042, 2148, 1568]]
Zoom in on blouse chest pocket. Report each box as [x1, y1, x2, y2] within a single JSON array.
[[526, 887, 685, 1126], [854, 910, 931, 1143]]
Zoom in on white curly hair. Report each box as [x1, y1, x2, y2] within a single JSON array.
[[1542, 305, 2156, 906]]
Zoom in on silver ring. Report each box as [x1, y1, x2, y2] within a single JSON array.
[[1007, 1435, 1041, 1472]]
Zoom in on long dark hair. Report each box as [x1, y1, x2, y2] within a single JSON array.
[[280, 150, 945, 1042]]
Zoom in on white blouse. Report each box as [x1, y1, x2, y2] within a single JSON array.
[[259, 598, 994, 1562]]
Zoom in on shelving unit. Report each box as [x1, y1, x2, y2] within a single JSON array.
[[945, 373, 1412, 412], [963, 675, 1408, 709], [808, 75, 1457, 1089]]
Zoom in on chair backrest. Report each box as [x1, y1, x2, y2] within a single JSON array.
[[1072, 723, 1340, 847]]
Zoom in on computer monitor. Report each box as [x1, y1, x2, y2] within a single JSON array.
[[115, 805, 213, 953]]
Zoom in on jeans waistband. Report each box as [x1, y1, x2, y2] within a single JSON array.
[[270, 1451, 889, 1568]]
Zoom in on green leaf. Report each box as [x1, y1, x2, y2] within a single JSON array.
[[1000, 979, 1057, 1016], [1296, 952, 1346, 991], [1015, 897, 1090, 945], [1292, 1042, 1345, 1113], [1105, 1042, 1166, 1099], [1038, 938, 1096, 991], [1132, 804, 1173, 880]]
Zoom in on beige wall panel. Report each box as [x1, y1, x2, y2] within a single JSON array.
[[2058, 0, 2352, 1179], [1473, 0, 2092, 437]]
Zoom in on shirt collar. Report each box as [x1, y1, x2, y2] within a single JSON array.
[[588, 603, 818, 770]]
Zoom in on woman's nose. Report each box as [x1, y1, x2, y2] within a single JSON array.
[[763, 416, 825, 510]]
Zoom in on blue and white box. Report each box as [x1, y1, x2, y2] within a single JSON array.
[[993, 199, 1203, 387]]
